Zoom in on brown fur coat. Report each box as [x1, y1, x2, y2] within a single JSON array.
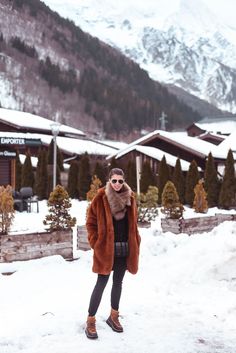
[[86, 185, 141, 275]]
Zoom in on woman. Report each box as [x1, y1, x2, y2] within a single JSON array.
[[85, 168, 141, 339]]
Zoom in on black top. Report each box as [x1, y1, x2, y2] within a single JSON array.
[[113, 211, 129, 242]]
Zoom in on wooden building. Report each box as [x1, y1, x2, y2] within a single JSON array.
[[187, 117, 236, 138], [0, 108, 86, 187], [107, 129, 229, 177], [0, 136, 42, 186], [0, 108, 123, 187]]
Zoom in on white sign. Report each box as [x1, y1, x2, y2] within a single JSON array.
[[0, 137, 25, 145], [0, 150, 16, 157]]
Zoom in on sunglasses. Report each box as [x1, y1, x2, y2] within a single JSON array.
[[111, 179, 124, 184]]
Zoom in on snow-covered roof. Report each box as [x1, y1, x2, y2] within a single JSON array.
[[198, 131, 225, 141], [197, 117, 236, 124], [95, 139, 127, 150], [0, 108, 85, 137], [194, 121, 236, 135], [210, 130, 236, 158], [0, 132, 118, 156], [107, 129, 226, 161], [115, 145, 200, 172]]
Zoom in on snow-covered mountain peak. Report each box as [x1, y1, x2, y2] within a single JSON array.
[[162, 0, 230, 44], [42, 0, 236, 114]]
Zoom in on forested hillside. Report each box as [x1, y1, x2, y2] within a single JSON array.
[[0, 0, 203, 138]]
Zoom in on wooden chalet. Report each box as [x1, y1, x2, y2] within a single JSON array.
[[187, 117, 236, 138], [107, 130, 229, 177], [197, 132, 225, 145]]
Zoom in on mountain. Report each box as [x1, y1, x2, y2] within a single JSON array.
[[42, 0, 236, 115], [0, 0, 229, 141]]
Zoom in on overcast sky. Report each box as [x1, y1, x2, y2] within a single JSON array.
[[203, 0, 236, 27], [43, 0, 236, 29]]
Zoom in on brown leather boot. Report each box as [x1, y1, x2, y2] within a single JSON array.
[[106, 308, 123, 332], [85, 316, 98, 339]]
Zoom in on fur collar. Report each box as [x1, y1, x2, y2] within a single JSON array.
[[105, 182, 131, 220]]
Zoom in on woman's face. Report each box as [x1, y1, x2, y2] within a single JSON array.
[[109, 174, 124, 192]]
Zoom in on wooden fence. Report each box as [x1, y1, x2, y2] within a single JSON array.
[[161, 213, 236, 235], [0, 230, 73, 262], [77, 225, 91, 251]]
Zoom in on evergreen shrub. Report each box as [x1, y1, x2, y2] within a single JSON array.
[[43, 185, 76, 232], [137, 185, 159, 223], [219, 149, 236, 209], [86, 175, 102, 202], [161, 181, 184, 219], [193, 179, 208, 213], [0, 185, 15, 234]]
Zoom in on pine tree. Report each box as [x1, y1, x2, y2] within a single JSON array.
[[67, 160, 79, 198], [125, 160, 136, 191], [140, 160, 156, 193], [47, 138, 64, 170], [35, 149, 48, 199], [172, 158, 185, 204], [185, 160, 199, 206], [47, 139, 62, 193], [158, 155, 170, 203], [78, 153, 91, 199], [47, 139, 54, 165], [35, 148, 42, 194], [43, 185, 76, 232], [57, 143, 64, 172], [109, 157, 119, 170], [193, 179, 208, 213], [93, 161, 106, 186], [15, 151, 22, 191], [86, 175, 102, 202], [204, 152, 219, 207], [161, 181, 184, 219], [21, 152, 34, 188], [219, 149, 236, 209]]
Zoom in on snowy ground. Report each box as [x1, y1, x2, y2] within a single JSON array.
[[1, 201, 236, 353]]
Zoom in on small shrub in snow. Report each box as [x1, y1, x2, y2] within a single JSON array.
[[86, 175, 102, 202], [86, 175, 102, 220], [193, 179, 208, 213], [161, 181, 184, 219], [44, 185, 76, 232], [137, 185, 159, 223]]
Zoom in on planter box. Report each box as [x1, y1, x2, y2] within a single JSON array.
[[0, 230, 73, 263], [161, 213, 235, 235], [138, 221, 151, 228], [77, 225, 91, 251], [161, 218, 182, 234]]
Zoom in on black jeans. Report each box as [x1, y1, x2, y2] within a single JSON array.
[[88, 257, 127, 316]]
